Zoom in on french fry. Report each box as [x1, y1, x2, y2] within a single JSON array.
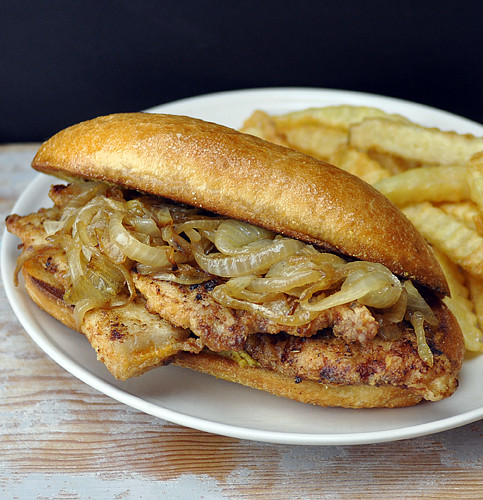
[[466, 273, 483, 351], [328, 145, 390, 184], [241, 109, 347, 160], [470, 151, 483, 165], [240, 110, 289, 147], [280, 124, 347, 160], [438, 201, 481, 232], [373, 165, 470, 206], [466, 152, 483, 213], [367, 150, 421, 175], [402, 203, 483, 279], [273, 105, 410, 131], [433, 248, 483, 352], [350, 118, 483, 165]]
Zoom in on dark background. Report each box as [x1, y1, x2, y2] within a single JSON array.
[[2, 1, 482, 143]]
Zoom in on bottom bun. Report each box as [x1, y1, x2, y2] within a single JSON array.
[[173, 351, 423, 408]]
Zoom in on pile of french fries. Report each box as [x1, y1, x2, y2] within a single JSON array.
[[241, 105, 483, 353]]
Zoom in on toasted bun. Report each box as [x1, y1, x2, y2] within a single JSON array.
[[31, 112, 448, 294]]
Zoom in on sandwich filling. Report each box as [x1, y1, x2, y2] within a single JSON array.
[[6, 180, 463, 402]]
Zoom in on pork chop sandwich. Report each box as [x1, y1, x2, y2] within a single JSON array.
[[6, 112, 465, 408]]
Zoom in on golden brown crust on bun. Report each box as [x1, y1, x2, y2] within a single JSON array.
[[31, 112, 448, 294]]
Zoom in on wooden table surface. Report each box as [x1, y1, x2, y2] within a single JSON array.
[[1, 144, 482, 499]]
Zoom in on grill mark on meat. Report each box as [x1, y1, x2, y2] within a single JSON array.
[[31, 276, 65, 301], [133, 274, 381, 352]]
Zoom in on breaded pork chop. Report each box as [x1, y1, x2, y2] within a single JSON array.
[[133, 274, 380, 351], [8, 209, 381, 350], [245, 326, 459, 402]]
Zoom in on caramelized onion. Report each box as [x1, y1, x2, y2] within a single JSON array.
[[128, 216, 162, 237], [148, 264, 211, 285], [248, 269, 321, 294], [222, 276, 283, 304], [409, 311, 434, 366], [302, 263, 402, 312], [64, 251, 131, 325], [193, 237, 304, 277], [214, 219, 274, 254], [404, 280, 438, 325], [109, 213, 173, 267], [212, 285, 319, 326], [43, 219, 62, 236], [64, 237, 86, 283], [377, 287, 408, 326], [346, 265, 402, 309], [175, 218, 224, 235]]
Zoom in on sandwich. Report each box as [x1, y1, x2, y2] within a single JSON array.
[[5, 112, 465, 408]]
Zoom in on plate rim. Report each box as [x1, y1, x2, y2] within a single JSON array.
[[2, 87, 483, 445]]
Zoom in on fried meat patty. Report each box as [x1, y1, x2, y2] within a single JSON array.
[[133, 274, 380, 351], [245, 330, 457, 401]]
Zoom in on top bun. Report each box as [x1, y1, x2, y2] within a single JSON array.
[[32, 112, 448, 294]]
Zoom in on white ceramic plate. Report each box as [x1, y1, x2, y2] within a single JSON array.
[[3, 88, 483, 446]]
